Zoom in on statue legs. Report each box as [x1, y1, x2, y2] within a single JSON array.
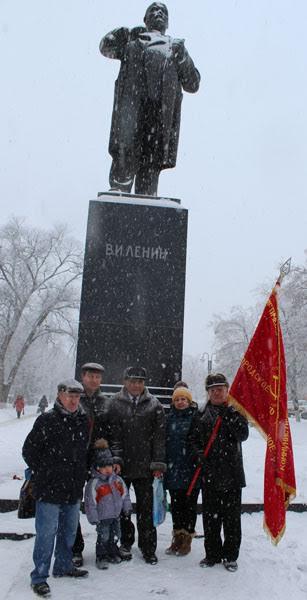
[[109, 153, 161, 196], [134, 165, 160, 196], [109, 100, 163, 196], [109, 153, 134, 193]]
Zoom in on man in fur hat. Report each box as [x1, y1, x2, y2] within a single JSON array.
[[188, 373, 249, 573]]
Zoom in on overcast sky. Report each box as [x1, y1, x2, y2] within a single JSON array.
[[1, 0, 307, 358]]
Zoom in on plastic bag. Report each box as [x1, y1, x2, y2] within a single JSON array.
[[152, 477, 167, 527], [17, 468, 36, 519]]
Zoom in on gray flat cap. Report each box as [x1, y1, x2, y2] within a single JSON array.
[[57, 378, 84, 393], [81, 362, 105, 373]]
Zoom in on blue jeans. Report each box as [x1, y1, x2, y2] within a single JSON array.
[[96, 518, 121, 560], [31, 500, 80, 584]]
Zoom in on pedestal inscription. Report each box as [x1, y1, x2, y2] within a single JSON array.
[[76, 194, 188, 386]]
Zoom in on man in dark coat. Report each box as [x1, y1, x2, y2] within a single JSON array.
[[108, 366, 166, 564], [100, 2, 200, 196], [22, 379, 89, 597], [188, 373, 249, 573], [72, 361, 111, 567], [37, 395, 48, 414]]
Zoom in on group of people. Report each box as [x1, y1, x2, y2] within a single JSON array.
[[13, 394, 48, 419], [22, 362, 249, 597]]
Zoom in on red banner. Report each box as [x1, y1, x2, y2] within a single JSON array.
[[229, 284, 296, 544]]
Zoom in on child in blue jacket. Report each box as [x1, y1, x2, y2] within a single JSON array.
[[84, 440, 132, 569]]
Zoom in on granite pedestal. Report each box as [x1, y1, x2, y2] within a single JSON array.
[[76, 193, 188, 387]]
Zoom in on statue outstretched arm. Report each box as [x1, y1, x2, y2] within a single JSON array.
[[99, 25, 147, 60], [99, 27, 130, 60]]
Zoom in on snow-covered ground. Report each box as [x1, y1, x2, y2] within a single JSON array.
[[0, 407, 307, 599]]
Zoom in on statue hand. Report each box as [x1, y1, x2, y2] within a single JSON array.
[[130, 26, 147, 41], [172, 38, 185, 63]]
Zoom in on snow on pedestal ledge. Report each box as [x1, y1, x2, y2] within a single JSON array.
[[97, 190, 184, 210]]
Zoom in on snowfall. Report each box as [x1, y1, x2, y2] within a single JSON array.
[[0, 405, 306, 600]]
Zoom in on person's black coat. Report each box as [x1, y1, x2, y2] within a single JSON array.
[[38, 395, 48, 409], [80, 388, 110, 425], [22, 401, 89, 504], [80, 389, 112, 467], [108, 386, 166, 479], [188, 402, 249, 491], [164, 404, 198, 490]]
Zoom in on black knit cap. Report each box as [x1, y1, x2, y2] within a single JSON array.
[[173, 380, 189, 391], [93, 438, 113, 467], [94, 447, 114, 468], [205, 373, 229, 390]]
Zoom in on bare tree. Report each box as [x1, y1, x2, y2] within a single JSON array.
[[211, 305, 259, 383], [182, 354, 207, 404], [0, 217, 83, 403], [210, 259, 307, 414], [279, 262, 307, 418], [11, 336, 77, 406]]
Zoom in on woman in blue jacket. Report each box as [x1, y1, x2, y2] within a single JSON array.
[[164, 385, 198, 556]]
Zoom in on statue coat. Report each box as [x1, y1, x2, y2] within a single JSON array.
[[100, 27, 200, 170]]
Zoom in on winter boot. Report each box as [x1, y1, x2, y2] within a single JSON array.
[[223, 559, 238, 572], [176, 530, 193, 556], [96, 558, 109, 570], [31, 582, 51, 597], [72, 553, 83, 567], [165, 530, 182, 555], [118, 544, 132, 560]]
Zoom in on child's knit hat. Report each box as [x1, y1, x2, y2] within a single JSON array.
[[93, 438, 114, 468]]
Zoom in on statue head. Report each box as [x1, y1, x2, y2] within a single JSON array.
[[144, 3, 169, 34]]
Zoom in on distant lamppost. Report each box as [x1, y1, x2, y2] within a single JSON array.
[[200, 352, 215, 374]]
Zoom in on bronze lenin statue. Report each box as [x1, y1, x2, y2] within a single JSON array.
[[100, 2, 200, 197]]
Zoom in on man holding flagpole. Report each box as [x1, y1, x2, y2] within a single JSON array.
[[189, 373, 249, 572]]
